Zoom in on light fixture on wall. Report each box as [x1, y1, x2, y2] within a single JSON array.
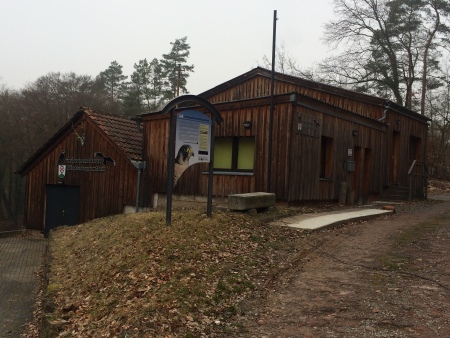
[[352, 129, 359, 137], [243, 121, 252, 129], [396, 119, 401, 125]]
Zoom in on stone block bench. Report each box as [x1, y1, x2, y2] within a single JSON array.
[[228, 192, 276, 211]]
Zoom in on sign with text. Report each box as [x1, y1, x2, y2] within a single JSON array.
[[65, 158, 106, 172], [174, 110, 212, 186], [58, 165, 66, 179], [297, 112, 321, 138], [176, 110, 212, 164]]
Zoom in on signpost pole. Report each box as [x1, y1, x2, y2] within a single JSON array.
[[166, 108, 176, 225], [161, 95, 223, 225], [207, 119, 215, 217]]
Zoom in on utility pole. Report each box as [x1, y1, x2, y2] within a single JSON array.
[[267, 10, 277, 192]]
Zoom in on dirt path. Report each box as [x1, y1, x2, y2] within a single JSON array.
[[238, 199, 450, 337]]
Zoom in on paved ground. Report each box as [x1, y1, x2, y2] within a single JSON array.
[[0, 232, 47, 337], [271, 208, 394, 230]]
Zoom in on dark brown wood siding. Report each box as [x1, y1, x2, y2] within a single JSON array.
[[142, 94, 390, 202], [384, 110, 428, 187], [141, 70, 429, 203], [287, 100, 386, 202], [22, 117, 138, 230], [200, 73, 429, 199], [205, 77, 385, 120]]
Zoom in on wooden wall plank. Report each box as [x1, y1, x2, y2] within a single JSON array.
[[141, 75, 428, 204], [23, 117, 139, 230]]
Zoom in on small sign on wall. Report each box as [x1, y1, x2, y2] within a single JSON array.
[[297, 112, 321, 138], [348, 148, 353, 157], [58, 165, 66, 179]]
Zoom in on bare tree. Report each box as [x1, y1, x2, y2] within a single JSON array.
[[0, 87, 27, 223], [427, 60, 450, 178], [319, 0, 450, 112], [259, 42, 318, 81]]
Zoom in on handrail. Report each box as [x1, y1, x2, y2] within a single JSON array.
[[407, 160, 428, 201], [407, 160, 417, 175]]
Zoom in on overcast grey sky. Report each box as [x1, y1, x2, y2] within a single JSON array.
[[1, 0, 334, 94]]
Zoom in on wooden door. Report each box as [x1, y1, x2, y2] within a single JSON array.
[[44, 185, 80, 235], [353, 147, 362, 204], [363, 149, 372, 203], [391, 131, 400, 185]]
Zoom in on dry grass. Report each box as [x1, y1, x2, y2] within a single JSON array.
[[47, 208, 308, 337], [428, 178, 450, 194]]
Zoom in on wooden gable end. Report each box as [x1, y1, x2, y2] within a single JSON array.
[[200, 68, 389, 121], [20, 111, 141, 230]]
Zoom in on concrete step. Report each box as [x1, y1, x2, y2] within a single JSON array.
[[271, 208, 395, 230], [381, 186, 410, 201]]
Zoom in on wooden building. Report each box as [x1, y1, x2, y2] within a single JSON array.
[[141, 67, 429, 205], [17, 68, 429, 231], [16, 108, 144, 232]]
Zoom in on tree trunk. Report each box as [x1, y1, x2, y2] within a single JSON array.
[[421, 2, 441, 115]]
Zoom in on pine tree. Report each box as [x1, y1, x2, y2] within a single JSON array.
[[98, 61, 128, 112], [160, 37, 194, 102], [129, 58, 164, 111], [121, 86, 143, 117]]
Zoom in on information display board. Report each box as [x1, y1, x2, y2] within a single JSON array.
[[175, 110, 212, 165]]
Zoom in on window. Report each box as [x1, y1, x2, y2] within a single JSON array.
[[214, 137, 255, 171], [409, 136, 422, 162], [320, 136, 334, 179]]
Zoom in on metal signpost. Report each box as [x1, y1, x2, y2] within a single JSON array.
[[162, 95, 223, 225]]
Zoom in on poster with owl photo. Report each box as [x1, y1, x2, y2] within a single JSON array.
[[174, 110, 212, 186]]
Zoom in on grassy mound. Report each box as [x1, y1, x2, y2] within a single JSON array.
[[47, 209, 305, 337]]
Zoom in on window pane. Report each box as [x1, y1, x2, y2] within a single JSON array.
[[320, 136, 334, 179], [320, 136, 327, 178], [409, 136, 421, 162], [237, 137, 255, 170], [326, 137, 334, 177], [214, 138, 233, 169]]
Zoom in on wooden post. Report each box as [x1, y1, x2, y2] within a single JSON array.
[[347, 188, 355, 206], [339, 181, 348, 205]]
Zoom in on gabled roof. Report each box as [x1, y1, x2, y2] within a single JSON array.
[[84, 108, 143, 161], [199, 67, 430, 123], [16, 108, 143, 175]]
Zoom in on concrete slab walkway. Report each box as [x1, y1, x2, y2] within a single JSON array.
[[271, 208, 394, 230], [0, 233, 47, 337]]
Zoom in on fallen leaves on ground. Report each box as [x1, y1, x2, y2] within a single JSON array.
[[428, 179, 450, 194], [45, 209, 308, 337]]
